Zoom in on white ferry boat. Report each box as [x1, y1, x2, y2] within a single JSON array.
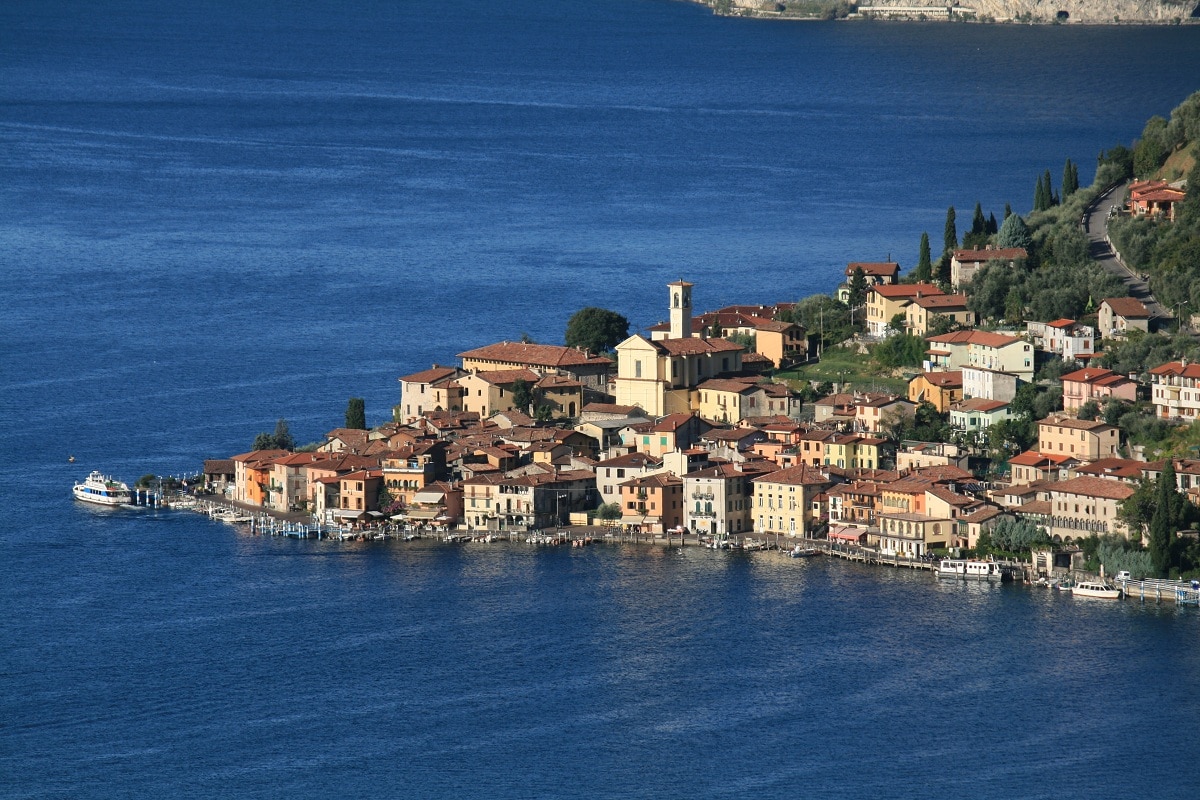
[[1070, 580, 1121, 599], [73, 471, 132, 507], [937, 559, 1004, 581]]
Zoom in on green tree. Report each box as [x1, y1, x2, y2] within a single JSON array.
[[970, 202, 987, 236], [986, 212, 998, 236], [511, 378, 535, 413], [1044, 169, 1058, 206], [595, 502, 622, 521], [914, 232, 932, 282], [564, 307, 629, 354], [1149, 461, 1182, 576], [872, 333, 925, 368], [847, 267, 868, 313], [934, 253, 952, 286], [997, 213, 1032, 250], [1062, 158, 1079, 198], [1077, 399, 1099, 421], [253, 419, 294, 451], [1034, 173, 1048, 212], [345, 398, 366, 430], [943, 206, 958, 254]]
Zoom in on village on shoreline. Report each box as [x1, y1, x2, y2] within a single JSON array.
[[179, 169, 1200, 591], [169, 91, 1200, 592]]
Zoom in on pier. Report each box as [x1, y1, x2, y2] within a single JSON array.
[[1117, 577, 1200, 606]]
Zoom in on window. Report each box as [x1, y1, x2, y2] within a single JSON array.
[[635, 360, 642, 378]]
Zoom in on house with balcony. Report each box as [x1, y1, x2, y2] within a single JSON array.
[[1026, 319, 1095, 363], [1127, 179, 1186, 221], [1007, 450, 1079, 486], [1037, 415, 1120, 463], [594, 451, 665, 507], [1149, 359, 1200, 420], [751, 463, 833, 537], [1060, 367, 1137, 415], [682, 461, 774, 538], [905, 294, 976, 337], [922, 330, 1032, 381], [231, 449, 290, 506], [1098, 297, 1152, 339], [949, 398, 1011, 435], [907, 370, 963, 413], [865, 283, 944, 337], [836, 261, 900, 303], [619, 472, 685, 534], [877, 512, 954, 557]]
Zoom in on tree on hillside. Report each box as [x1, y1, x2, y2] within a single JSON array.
[[847, 267, 868, 312], [1149, 461, 1184, 576], [997, 213, 1032, 251], [943, 206, 958, 254], [253, 418, 294, 451], [970, 202, 986, 236], [345, 398, 366, 430], [1133, 115, 1170, 179], [1004, 203, 1013, 220], [914, 232, 932, 282], [1034, 173, 1048, 212], [986, 212, 998, 236], [1062, 158, 1079, 198], [1045, 169, 1058, 206], [565, 307, 629, 354]]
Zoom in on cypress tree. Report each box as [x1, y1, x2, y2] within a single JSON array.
[[915, 232, 932, 282], [345, 398, 366, 430], [1062, 158, 1079, 198], [971, 202, 986, 235], [943, 206, 958, 254], [1004, 203, 1013, 220], [1034, 174, 1046, 212], [1149, 461, 1180, 577], [847, 267, 868, 314], [986, 212, 998, 235], [1044, 169, 1057, 207]]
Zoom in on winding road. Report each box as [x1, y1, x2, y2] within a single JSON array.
[[1082, 181, 1170, 324]]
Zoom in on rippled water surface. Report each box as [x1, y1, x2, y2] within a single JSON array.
[[3, 0, 1200, 796]]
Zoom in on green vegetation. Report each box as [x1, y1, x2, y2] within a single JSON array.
[[565, 307, 629, 355], [779, 294, 854, 349], [974, 518, 1050, 559], [942, 206, 957, 254], [913, 232, 932, 282], [776, 344, 908, 395], [253, 419, 294, 451], [595, 502, 622, 521], [345, 397, 366, 430]]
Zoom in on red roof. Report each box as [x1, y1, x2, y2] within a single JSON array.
[[845, 262, 899, 277], [871, 283, 943, 299], [1101, 297, 1150, 318], [1149, 361, 1200, 380], [458, 342, 613, 368]]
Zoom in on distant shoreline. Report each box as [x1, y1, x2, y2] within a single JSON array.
[[688, 0, 1200, 25]]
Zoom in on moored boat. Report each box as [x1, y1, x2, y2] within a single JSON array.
[[72, 471, 132, 507], [937, 558, 1003, 581], [1071, 580, 1121, 599], [788, 544, 818, 558]]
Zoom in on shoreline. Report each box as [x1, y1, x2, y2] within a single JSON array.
[[690, 0, 1200, 25]]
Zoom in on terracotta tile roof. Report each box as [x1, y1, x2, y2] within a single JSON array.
[[595, 452, 663, 469], [952, 398, 1008, 413], [1100, 297, 1150, 318], [1008, 450, 1073, 468], [1046, 318, 1076, 328], [622, 472, 683, 489], [652, 413, 698, 433], [581, 403, 643, 416], [1015, 500, 1052, 515], [458, 342, 613, 368], [915, 370, 963, 388], [926, 330, 1023, 348], [911, 293, 970, 310], [951, 247, 1028, 263], [1060, 367, 1130, 386], [699, 377, 762, 394], [870, 283, 944, 299], [1049, 476, 1135, 501], [754, 463, 833, 486], [1149, 361, 1200, 380], [1039, 414, 1115, 432], [654, 337, 744, 356], [470, 368, 541, 386], [399, 365, 460, 384], [845, 262, 900, 277], [1074, 458, 1144, 480]]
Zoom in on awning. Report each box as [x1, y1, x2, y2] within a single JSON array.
[[333, 509, 369, 520], [829, 526, 866, 542], [406, 508, 441, 520]]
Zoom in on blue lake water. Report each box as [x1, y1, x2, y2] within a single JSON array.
[[2, 1, 1200, 796]]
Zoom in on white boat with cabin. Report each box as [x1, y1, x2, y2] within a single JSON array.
[[937, 559, 1003, 581], [73, 471, 132, 507], [1071, 580, 1121, 599]]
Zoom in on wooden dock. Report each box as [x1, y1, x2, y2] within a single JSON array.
[[1118, 577, 1200, 606]]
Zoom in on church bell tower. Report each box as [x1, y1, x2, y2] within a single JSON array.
[[668, 280, 693, 340]]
